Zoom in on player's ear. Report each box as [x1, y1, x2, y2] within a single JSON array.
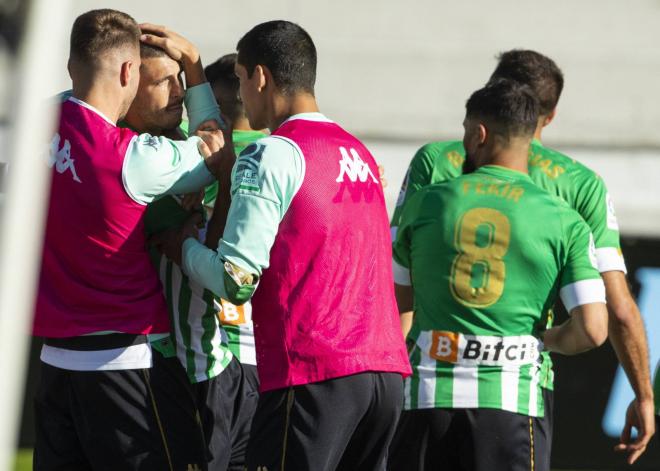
[[542, 108, 557, 128], [477, 123, 488, 146], [255, 64, 268, 92], [120, 60, 135, 87]]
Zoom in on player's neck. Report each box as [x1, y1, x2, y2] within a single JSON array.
[[232, 116, 255, 131], [269, 93, 319, 130], [482, 140, 530, 174], [72, 82, 125, 124], [533, 124, 544, 142]]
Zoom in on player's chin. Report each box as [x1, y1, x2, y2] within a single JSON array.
[[161, 111, 183, 130]]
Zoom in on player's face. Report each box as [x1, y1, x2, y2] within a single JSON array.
[[235, 62, 267, 130], [211, 82, 238, 126], [127, 56, 184, 133]]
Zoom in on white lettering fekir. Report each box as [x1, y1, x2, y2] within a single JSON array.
[[48, 133, 81, 183], [335, 146, 378, 183]]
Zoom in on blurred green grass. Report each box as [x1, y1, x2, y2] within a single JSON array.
[[14, 449, 32, 471]]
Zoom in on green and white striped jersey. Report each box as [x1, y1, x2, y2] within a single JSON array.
[[393, 165, 605, 417], [214, 298, 256, 365], [157, 256, 233, 382], [391, 139, 626, 393], [202, 130, 266, 366]]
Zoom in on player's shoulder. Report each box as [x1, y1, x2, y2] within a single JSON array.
[[529, 141, 601, 185], [413, 140, 465, 169]]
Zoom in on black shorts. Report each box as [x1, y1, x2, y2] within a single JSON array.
[[246, 371, 403, 471], [194, 357, 260, 471], [34, 344, 207, 471], [388, 389, 554, 471]]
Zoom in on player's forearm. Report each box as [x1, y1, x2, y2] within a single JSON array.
[[205, 196, 230, 251], [603, 271, 653, 400], [607, 301, 653, 400], [400, 311, 413, 339], [544, 303, 608, 355], [184, 83, 223, 133], [543, 319, 594, 355], [182, 238, 257, 305]]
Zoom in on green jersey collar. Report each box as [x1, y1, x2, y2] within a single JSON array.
[[476, 165, 532, 182]]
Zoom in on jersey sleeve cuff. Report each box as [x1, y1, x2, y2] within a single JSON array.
[[392, 258, 411, 286], [184, 83, 225, 132], [596, 247, 627, 274], [560, 278, 606, 313]]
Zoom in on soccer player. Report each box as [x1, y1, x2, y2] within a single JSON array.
[[157, 20, 411, 470], [202, 52, 267, 466], [390, 78, 608, 471], [122, 37, 259, 470], [33, 9, 228, 470], [391, 49, 655, 463]]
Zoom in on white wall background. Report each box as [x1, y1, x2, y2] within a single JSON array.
[[35, 0, 660, 235]]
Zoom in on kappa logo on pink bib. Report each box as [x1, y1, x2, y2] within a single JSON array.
[[48, 133, 81, 183], [335, 146, 378, 184]]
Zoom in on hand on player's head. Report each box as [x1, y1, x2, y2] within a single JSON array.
[[139, 23, 199, 65]]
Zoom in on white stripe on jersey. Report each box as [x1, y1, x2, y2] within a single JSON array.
[[414, 348, 438, 409], [560, 278, 606, 312], [501, 365, 520, 413], [595, 247, 627, 274], [451, 365, 479, 408]]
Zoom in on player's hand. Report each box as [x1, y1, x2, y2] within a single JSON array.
[[614, 397, 655, 464], [139, 23, 199, 64], [378, 164, 387, 187], [181, 190, 204, 211], [150, 213, 203, 265], [195, 119, 221, 133], [196, 129, 225, 157], [139, 23, 205, 87]]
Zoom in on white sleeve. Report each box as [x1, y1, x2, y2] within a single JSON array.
[[122, 133, 214, 205]]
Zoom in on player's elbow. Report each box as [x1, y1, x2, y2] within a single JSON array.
[[583, 308, 609, 348], [584, 322, 608, 349], [572, 302, 609, 351]]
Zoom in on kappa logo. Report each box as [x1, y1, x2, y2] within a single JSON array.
[[48, 133, 81, 183], [335, 146, 379, 184]]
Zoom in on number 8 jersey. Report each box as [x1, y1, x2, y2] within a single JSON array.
[[392, 165, 605, 417]]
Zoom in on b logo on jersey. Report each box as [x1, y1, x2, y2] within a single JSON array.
[[430, 331, 459, 363], [335, 147, 378, 184], [214, 298, 246, 325], [48, 133, 81, 183]]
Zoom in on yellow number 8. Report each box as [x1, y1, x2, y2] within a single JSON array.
[[450, 208, 510, 307]]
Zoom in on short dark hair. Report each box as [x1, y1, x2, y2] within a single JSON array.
[[205, 53, 243, 122], [140, 43, 170, 61], [466, 78, 539, 140], [70, 9, 140, 65], [236, 20, 316, 95], [490, 49, 564, 116]]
